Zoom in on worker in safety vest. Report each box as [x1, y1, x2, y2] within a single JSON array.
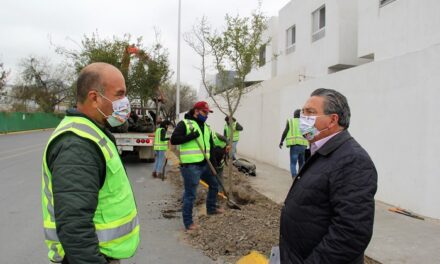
[[170, 101, 224, 231], [279, 109, 309, 178], [210, 132, 229, 193], [41, 63, 139, 264], [224, 116, 243, 160], [152, 120, 171, 178]]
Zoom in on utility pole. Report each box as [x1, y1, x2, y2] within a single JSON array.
[[176, 0, 181, 122]]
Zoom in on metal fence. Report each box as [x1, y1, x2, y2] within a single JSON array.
[[0, 112, 63, 133]]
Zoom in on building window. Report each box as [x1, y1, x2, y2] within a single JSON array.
[[379, 0, 397, 7], [259, 44, 266, 67], [286, 25, 296, 54], [312, 5, 325, 42]]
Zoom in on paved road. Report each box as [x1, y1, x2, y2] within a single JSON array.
[[0, 130, 213, 264]]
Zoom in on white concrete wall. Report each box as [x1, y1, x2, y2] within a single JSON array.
[[206, 44, 440, 219], [277, 0, 335, 78], [246, 17, 279, 82], [338, 0, 369, 66], [247, 0, 367, 82], [358, 0, 440, 60]]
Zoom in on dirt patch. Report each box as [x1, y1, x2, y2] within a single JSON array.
[[161, 208, 180, 219], [187, 195, 280, 263], [164, 162, 280, 263], [365, 256, 382, 264]]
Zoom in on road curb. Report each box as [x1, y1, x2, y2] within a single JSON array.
[[0, 128, 54, 136]]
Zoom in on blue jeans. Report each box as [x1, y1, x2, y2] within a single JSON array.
[[180, 163, 219, 228], [289, 145, 306, 177], [153, 150, 166, 173], [232, 141, 238, 160]]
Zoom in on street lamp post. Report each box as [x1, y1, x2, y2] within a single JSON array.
[[176, 0, 181, 122]]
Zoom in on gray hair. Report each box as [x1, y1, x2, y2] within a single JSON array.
[[311, 88, 351, 129]]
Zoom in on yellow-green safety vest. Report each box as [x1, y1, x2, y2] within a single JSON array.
[[41, 116, 140, 262], [212, 132, 227, 168], [212, 132, 226, 148], [224, 122, 240, 142], [286, 118, 309, 147], [154, 128, 168, 151], [179, 119, 211, 164]]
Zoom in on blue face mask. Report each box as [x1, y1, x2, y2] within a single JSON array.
[[197, 113, 208, 122]]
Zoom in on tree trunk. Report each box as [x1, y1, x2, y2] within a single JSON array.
[[226, 116, 235, 196]]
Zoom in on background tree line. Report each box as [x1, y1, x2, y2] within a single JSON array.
[[1, 32, 196, 123]]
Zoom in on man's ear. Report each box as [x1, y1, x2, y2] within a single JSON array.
[[330, 113, 340, 128], [88, 90, 99, 108]]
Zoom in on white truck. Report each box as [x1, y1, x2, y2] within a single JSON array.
[[111, 107, 156, 162]]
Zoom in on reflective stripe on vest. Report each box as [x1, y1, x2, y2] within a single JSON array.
[[179, 119, 211, 163], [41, 116, 139, 262], [44, 211, 139, 243], [154, 128, 169, 151], [224, 122, 240, 142], [286, 118, 309, 147]]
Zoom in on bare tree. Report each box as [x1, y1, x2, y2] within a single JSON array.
[[9, 84, 35, 112], [0, 61, 9, 93], [160, 82, 197, 125], [0, 61, 10, 110], [14, 56, 74, 113], [185, 8, 268, 193]]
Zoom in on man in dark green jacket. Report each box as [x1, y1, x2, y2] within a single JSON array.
[[43, 63, 139, 264]]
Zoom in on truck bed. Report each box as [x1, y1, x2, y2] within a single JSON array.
[[113, 132, 155, 153]]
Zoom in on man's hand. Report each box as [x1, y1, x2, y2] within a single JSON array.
[[279, 143, 283, 149], [189, 130, 200, 139], [225, 145, 232, 153]]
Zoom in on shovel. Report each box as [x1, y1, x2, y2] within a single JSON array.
[[161, 158, 167, 181], [199, 179, 228, 200], [192, 133, 241, 210]]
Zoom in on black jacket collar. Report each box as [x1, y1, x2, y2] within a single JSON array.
[[298, 130, 352, 177], [316, 129, 352, 156]]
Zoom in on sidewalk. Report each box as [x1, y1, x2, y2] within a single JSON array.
[[242, 155, 440, 264]]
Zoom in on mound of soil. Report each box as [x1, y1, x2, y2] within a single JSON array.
[[187, 195, 280, 263], [164, 162, 280, 263]]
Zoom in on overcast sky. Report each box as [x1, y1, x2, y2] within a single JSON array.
[[0, 0, 289, 91]]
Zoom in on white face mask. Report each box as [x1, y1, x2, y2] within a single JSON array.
[[299, 114, 328, 141], [98, 93, 131, 127]]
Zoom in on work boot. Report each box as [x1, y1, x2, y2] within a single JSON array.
[[207, 207, 225, 215], [186, 223, 199, 232], [152, 172, 157, 178]]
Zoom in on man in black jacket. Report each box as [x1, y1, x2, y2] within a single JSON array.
[[280, 88, 377, 264]]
